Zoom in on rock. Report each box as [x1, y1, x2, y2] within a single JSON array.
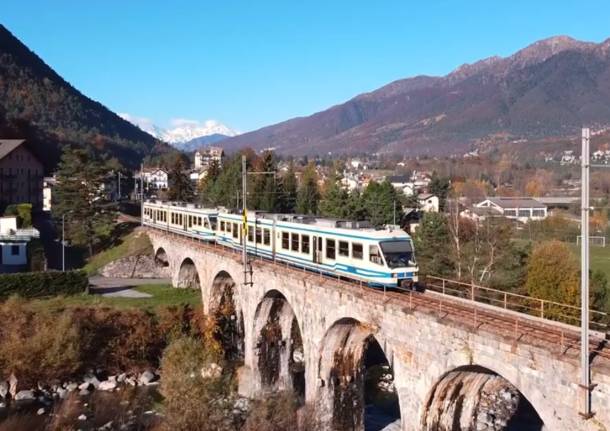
[[117, 373, 127, 383], [14, 390, 36, 401], [79, 382, 92, 391], [201, 363, 223, 379], [65, 382, 78, 392], [125, 377, 137, 386], [0, 381, 8, 398], [0, 402, 5, 409], [138, 371, 156, 385], [79, 389, 90, 396], [37, 407, 45, 415], [108, 375, 117, 383], [99, 380, 117, 391], [8, 374, 17, 398], [99, 421, 113, 430], [56, 388, 68, 399], [100, 253, 168, 279], [78, 414, 87, 421], [83, 375, 101, 389]]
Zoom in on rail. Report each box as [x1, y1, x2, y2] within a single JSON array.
[[147, 225, 610, 365], [425, 276, 609, 331]]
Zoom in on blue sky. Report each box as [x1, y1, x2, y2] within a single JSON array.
[[3, 1, 610, 132]]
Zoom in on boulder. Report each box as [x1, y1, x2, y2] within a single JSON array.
[[201, 363, 223, 379], [65, 382, 78, 392], [99, 380, 117, 391], [37, 407, 45, 415], [0, 381, 8, 398], [14, 390, 36, 401], [117, 373, 127, 383], [83, 374, 101, 389], [138, 371, 157, 385], [79, 382, 92, 391], [8, 374, 17, 398], [78, 414, 87, 421]]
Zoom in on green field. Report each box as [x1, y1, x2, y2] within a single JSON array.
[[26, 284, 202, 313], [569, 244, 610, 280]]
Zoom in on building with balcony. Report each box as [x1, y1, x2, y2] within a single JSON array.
[[0, 139, 44, 211]]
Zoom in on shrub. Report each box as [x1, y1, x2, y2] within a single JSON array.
[[4, 203, 32, 228], [0, 270, 88, 299], [159, 336, 232, 431], [242, 391, 299, 431], [0, 297, 84, 386]]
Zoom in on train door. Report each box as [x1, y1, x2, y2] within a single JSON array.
[[313, 236, 322, 264]]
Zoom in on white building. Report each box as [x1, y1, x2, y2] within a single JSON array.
[[0, 216, 39, 272], [194, 147, 224, 170], [418, 193, 439, 213], [43, 176, 57, 212], [387, 175, 416, 196], [139, 168, 169, 190], [475, 197, 547, 223]]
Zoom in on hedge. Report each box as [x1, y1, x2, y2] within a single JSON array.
[[0, 270, 88, 299]]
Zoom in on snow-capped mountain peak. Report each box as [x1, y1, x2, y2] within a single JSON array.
[[119, 114, 239, 145]]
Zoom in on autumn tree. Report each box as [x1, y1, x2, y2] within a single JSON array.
[[296, 163, 320, 215], [53, 147, 116, 257]]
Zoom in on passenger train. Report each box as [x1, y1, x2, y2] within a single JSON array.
[[143, 200, 418, 289]]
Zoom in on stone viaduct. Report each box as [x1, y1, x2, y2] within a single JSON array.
[[148, 229, 610, 431]]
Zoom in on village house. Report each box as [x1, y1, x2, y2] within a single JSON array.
[[0, 139, 44, 211], [0, 215, 39, 273], [475, 197, 548, 223]]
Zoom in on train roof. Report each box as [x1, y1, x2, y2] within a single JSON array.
[[144, 200, 219, 214]]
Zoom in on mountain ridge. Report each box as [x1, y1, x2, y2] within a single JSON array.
[[220, 35, 610, 156]]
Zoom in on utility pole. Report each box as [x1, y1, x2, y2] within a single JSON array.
[[118, 171, 121, 201], [140, 163, 144, 226], [61, 214, 65, 272], [580, 127, 593, 418], [393, 200, 396, 225], [242, 155, 248, 285]]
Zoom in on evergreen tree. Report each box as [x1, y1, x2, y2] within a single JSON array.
[[429, 173, 451, 211], [53, 147, 116, 257], [345, 190, 367, 220], [296, 163, 320, 215], [279, 162, 298, 213], [251, 151, 278, 211], [412, 212, 454, 277], [198, 159, 221, 205], [319, 171, 349, 218], [361, 180, 403, 227], [167, 156, 194, 202]]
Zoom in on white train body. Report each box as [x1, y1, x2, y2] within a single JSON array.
[[144, 201, 418, 288], [142, 201, 218, 241]]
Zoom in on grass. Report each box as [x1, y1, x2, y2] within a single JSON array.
[[26, 284, 202, 313], [84, 228, 153, 275], [568, 244, 610, 280]]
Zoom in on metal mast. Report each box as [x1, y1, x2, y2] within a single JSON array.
[[242, 155, 248, 285], [580, 127, 592, 418]]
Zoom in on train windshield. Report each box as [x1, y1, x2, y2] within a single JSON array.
[[209, 216, 217, 230], [380, 240, 415, 269]]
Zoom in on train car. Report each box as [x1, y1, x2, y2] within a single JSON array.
[[143, 200, 218, 241], [217, 210, 418, 288]]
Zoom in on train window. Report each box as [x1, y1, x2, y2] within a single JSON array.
[[226, 222, 231, 233], [338, 241, 349, 257], [204, 218, 209, 229], [232, 223, 238, 239], [352, 243, 363, 259], [248, 225, 254, 242], [188, 215, 192, 227], [302, 235, 310, 254], [220, 221, 225, 231], [370, 245, 383, 265], [264, 229, 271, 246], [326, 239, 336, 260], [256, 227, 262, 244], [291, 233, 299, 251], [282, 232, 289, 249]]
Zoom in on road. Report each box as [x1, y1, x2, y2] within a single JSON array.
[[89, 276, 171, 297]]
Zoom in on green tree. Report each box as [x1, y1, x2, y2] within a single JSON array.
[[296, 163, 320, 215], [167, 156, 194, 202], [198, 159, 221, 205], [361, 180, 403, 227], [251, 151, 278, 211], [53, 147, 115, 257], [413, 212, 453, 277], [429, 173, 451, 211], [319, 171, 349, 218], [279, 162, 298, 213]]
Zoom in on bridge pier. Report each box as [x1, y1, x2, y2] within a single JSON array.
[[148, 229, 610, 431]]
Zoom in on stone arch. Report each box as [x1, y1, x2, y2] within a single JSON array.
[[153, 247, 169, 268], [421, 365, 544, 431], [176, 257, 200, 289], [252, 289, 305, 402], [317, 318, 401, 431], [210, 270, 245, 365]]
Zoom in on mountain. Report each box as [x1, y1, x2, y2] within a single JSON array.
[[119, 115, 237, 151], [220, 35, 610, 156], [0, 25, 170, 170]]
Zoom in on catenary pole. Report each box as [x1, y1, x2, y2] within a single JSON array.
[[580, 127, 592, 418], [242, 155, 248, 285]]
